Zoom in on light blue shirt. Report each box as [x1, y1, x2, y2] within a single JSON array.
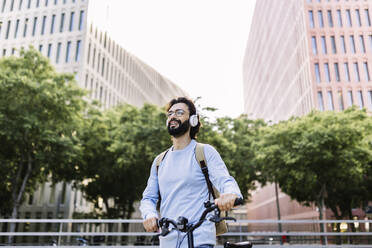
[[140, 139, 242, 248]]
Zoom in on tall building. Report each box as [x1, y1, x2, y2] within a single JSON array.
[[243, 0, 372, 220], [243, 0, 372, 123], [0, 0, 188, 240], [0, 0, 187, 108]]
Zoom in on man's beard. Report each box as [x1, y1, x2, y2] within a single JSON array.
[[167, 118, 190, 137]]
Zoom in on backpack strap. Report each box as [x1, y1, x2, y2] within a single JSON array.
[[155, 149, 169, 210], [195, 143, 217, 200]]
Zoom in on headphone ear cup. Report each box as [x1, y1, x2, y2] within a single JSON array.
[[189, 114, 199, 127]]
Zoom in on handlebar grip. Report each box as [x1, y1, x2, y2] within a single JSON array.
[[234, 198, 244, 206]]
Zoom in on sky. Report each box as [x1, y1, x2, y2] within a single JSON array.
[[89, 0, 256, 118]]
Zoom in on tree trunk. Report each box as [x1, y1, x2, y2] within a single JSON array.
[[8, 154, 33, 244], [318, 184, 328, 246], [274, 182, 283, 244]]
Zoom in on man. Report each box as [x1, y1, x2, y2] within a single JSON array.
[[140, 97, 242, 248]]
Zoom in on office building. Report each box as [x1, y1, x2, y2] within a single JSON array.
[[243, 0, 372, 220]]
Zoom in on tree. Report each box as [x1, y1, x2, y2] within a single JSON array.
[[0, 48, 86, 242], [77, 104, 171, 220], [253, 108, 372, 241]]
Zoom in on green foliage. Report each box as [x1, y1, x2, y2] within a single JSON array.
[[254, 108, 372, 219], [77, 104, 171, 219], [0, 47, 86, 217]]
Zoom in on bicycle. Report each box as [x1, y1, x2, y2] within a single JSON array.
[[157, 198, 252, 248]]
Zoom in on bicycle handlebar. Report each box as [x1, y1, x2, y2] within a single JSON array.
[[158, 197, 244, 237]]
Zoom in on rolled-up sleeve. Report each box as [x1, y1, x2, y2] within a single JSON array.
[[139, 157, 160, 220], [204, 145, 243, 198]]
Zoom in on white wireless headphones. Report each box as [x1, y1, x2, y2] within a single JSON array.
[[166, 113, 199, 127]]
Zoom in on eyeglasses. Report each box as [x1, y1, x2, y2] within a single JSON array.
[[167, 109, 186, 117]]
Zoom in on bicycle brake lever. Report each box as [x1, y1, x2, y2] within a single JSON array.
[[209, 216, 237, 223]]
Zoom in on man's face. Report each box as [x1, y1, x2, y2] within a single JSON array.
[[167, 103, 190, 137]]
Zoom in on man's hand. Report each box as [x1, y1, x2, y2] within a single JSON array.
[[215, 193, 239, 211], [143, 217, 159, 232]]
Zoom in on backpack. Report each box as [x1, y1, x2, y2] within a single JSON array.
[[155, 143, 228, 236]]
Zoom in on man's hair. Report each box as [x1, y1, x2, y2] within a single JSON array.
[[166, 97, 200, 139]]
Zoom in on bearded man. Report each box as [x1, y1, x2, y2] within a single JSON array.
[[140, 97, 242, 248]]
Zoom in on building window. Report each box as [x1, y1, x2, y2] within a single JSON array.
[[41, 15, 46, 35], [309, 10, 315, 28], [50, 14, 55, 34], [350, 35, 356, 54], [338, 91, 344, 110], [315, 63, 321, 82], [312, 36, 317, 55], [14, 19, 19, 38], [36, 0, 39, 7], [368, 91, 372, 110], [330, 36, 336, 53], [318, 91, 325, 111], [344, 62, 350, 82], [56, 42, 61, 63], [359, 35, 366, 53], [75, 40, 81, 62], [47, 43, 52, 58], [38, 44, 43, 52], [65, 41, 71, 62], [334, 63, 340, 82], [365, 9, 371, 26], [79, 10, 84, 30], [69, 11, 74, 31], [18, 0, 23, 10], [54, 0, 57, 4], [363, 62, 370, 81], [1, 0, 6, 12], [354, 62, 360, 82], [59, 13, 65, 32], [324, 63, 331, 82], [27, 0, 31, 8], [23, 18, 28, 37], [5, 20, 11, 39], [357, 91, 364, 109], [101, 57, 105, 76], [370, 35, 372, 52], [355, 9, 361, 27], [341, 35, 346, 53], [32, 17, 37, 36], [336, 9, 342, 27], [318, 10, 324, 28], [347, 91, 353, 107], [87, 42, 91, 64], [92, 48, 96, 67], [10, 0, 14, 11], [45, 0, 48, 6], [321, 36, 327, 54], [346, 9, 352, 27], [327, 91, 334, 110], [327, 10, 333, 27]]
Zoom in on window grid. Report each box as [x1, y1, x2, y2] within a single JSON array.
[[365, 9, 371, 27], [355, 9, 361, 27], [65, 41, 71, 62], [60, 13, 65, 32], [309, 10, 314, 28], [32, 17, 37, 36], [341, 35, 346, 53], [330, 36, 336, 54], [69, 11, 74, 31], [312, 36, 317, 55], [338, 91, 344, 110]]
